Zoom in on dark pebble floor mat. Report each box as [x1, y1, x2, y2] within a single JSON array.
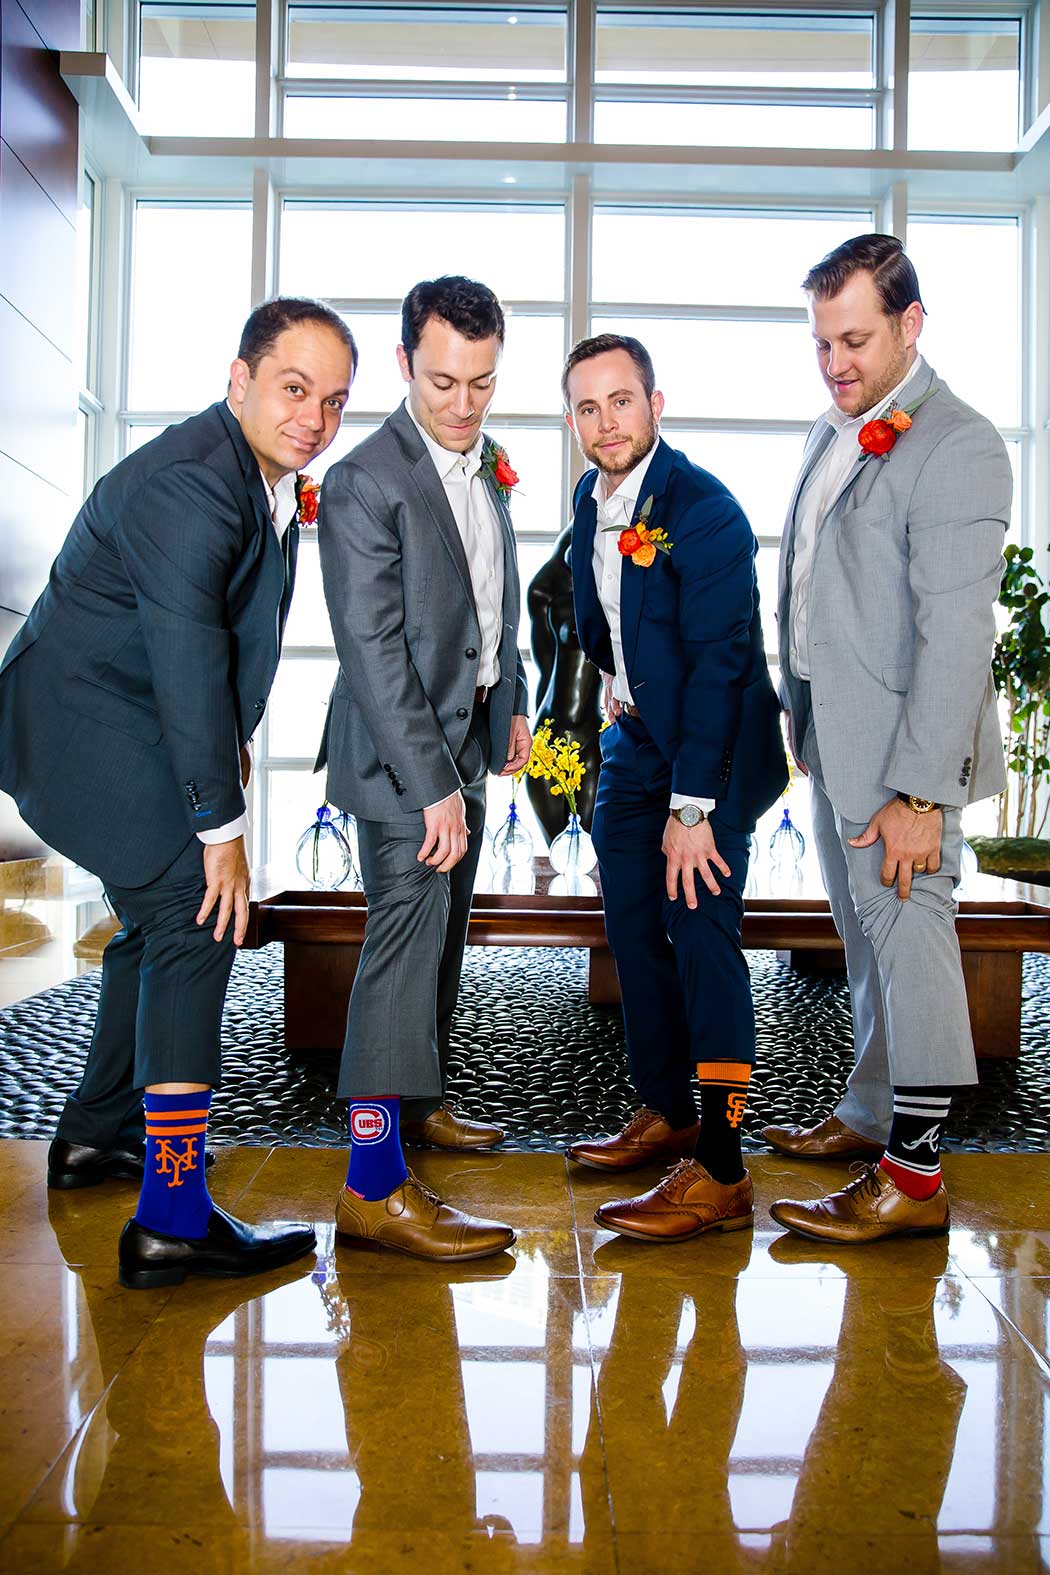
[[1, 945, 1048, 1152]]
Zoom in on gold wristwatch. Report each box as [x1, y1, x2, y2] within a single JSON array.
[[671, 804, 707, 828], [897, 792, 939, 814]]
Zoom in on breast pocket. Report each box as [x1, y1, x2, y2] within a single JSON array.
[[881, 664, 912, 693]]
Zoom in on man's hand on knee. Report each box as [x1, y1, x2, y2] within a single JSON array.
[[196, 835, 251, 944], [663, 817, 731, 909], [848, 797, 943, 900], [418, 790, 468, 873]]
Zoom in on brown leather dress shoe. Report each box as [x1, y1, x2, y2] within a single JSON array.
[[769, 1163, 950, 1245], [568, 1107, 700, 1172], [335, 1170, 515, 1261], [594, 1159, 754, 1242], [761, 1113, 884, 1161], [400, 1104, 505, 1151]]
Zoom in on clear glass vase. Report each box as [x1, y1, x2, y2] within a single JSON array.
[[769, 803, 805, 894], [548, 812, 597, 876], [492, 799, 534, 865], [295, 804, 357, 890]]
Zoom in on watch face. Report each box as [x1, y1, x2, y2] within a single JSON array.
[[679, 804, 702, 827]]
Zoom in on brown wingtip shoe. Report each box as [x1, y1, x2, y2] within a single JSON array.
[[335, 1170, 516, 1261], [569, 1107, 701, 1172], [594, 1160, 754, 1243], [769, 1163, 950, 1245], [761, 1113, 884, 1161], [400, 1104, 505, 1151]]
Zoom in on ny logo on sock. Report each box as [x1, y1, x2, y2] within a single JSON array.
[[727, 1091, 747, 1130], [155, 1137, 198, 1188], [901, 1124, 941, 1154]]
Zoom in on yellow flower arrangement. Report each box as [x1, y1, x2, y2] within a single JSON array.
[[522, 718, 587, 816]]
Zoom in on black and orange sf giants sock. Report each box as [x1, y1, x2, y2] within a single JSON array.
[[693, 1062, 752, 1184]]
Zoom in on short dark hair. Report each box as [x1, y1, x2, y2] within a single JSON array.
[[561, 333, 655, 407], [803, 233, 925, 317], [238, 297, 358, 376], [400, 275, 505, 367]]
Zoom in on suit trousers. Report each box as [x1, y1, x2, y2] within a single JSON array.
[[592, 715, 755, 1128], [801, 706, 977, 1144], [55, 835, 235, 1149], [337, 700, 490, 1113]]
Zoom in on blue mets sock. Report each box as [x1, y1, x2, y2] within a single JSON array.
[[134, 1090, 214, 1238], [345, 1098, 408, 1201]]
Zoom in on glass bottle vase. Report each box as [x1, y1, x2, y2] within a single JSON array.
[[548, 812, 598, 876], [295, 804, 357, 890]]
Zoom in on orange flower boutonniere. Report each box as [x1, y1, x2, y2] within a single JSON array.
[[602, 494, 672, 569], [297, 474, 320, 527], [858, 387, 933, 461]]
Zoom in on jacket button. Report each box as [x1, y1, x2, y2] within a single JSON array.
[[465, 647, 477, 660], [456, 707, 469, 720], [255, 700, 265, 711]]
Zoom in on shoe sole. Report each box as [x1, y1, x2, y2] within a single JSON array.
[[402, 1138, 505, 1152], [769, 1213, 950, 1246], [593, 1210, 754, 1243], [762, 1138, 884, 1161], [335, 1229, 517, 1262], [570, 1150, 695, 1173], [118, 1235, 317, 1290]]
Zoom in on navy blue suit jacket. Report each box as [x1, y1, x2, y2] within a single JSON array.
[[0, 402, 295, 888], [570, 438, 787, 833]]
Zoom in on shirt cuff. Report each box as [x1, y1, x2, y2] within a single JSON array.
[[669, 794, 717, 814], [197, 813, 249, 845], [424, 789, 462, 812]]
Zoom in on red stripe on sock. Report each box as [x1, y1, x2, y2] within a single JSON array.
[[880, 1156, 941, 1201]]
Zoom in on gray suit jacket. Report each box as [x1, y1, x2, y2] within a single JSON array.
[[316, 401, 528, 819], [777, 360, 1010, 823]]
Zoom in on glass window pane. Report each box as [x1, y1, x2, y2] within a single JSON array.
[[267, 658, 339, 758], [129, 205, 252, 411], [667, 430, 805, 541], [594, 101, 873, 150], [487, 426, 565, 534], [906, 217, 1020, 427], [138, 5, 256, 135], [280, 203, 565, 302], [267, 768, 332, 861], [593, 210, 872, 307], [287, 4, 567, 82], [76, 174, 96, 392], [591, 316, 820, 421], [909, 18, 1021, 151], [596, 10, 874, 88], [282, 540, 335, 647], [283, 95, 566, 141], [125, 424, 169, 454]]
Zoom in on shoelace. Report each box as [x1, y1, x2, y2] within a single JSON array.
[[841, 1162, 885, 1203], [623, 1106, 663, 1138], [404, 1172, 443, 1209], [654, 1159, 698, 1194]]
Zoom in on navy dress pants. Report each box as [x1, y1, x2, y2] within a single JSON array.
[[592, 715, 755, 1128]]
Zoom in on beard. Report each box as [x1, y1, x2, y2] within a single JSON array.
[[585, 410, 658, 478], [832, 334, 914, 416]]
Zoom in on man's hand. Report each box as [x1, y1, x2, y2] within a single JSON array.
[[785, 710, 808, 777], [196, 835, 251, 945], [418, 790, 469, 873], [602, 672, 623, 723], [848, 797, 943, 901], [240, 744, 252, 788], [663, 816, 732, 908], [499, 715, 532, 776]]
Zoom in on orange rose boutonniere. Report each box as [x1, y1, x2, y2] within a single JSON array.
[[481, 437, 520, 503], [297, 474, 320, 527], [602, 493, 672, 569], [858, 388, 933, 461]]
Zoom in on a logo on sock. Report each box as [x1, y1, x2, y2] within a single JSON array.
[[155, 1137, 198, 1188], [350, 1105, 390, 1145], [726, 1091, 747, 1129], [901, 1125, 941, 1154]]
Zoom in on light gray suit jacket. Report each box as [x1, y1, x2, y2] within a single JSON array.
[[316, 401, 528, 820], [777, 360, 1010, 823]]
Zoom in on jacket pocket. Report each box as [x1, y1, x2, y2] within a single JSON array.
[[71, 676, 163, 744], [881, 664, 912, 693]]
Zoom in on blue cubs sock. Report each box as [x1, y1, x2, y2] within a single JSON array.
[[345, 1098, 408, 1201], [134, 1090, 214, 1238]]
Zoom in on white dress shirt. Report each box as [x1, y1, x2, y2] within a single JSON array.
[[409, 407, 505, 688], [789, 356, 923, 680], [591, 442, 714, 815]]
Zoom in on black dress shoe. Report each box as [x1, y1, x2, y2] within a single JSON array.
[[47, 1138, 216, 1190], [118, 1207, 317, 1289]]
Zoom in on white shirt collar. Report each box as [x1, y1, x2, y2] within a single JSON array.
[[408, 401, 485, 482], [824, 355, 924, 435], [592, 438, 660, 513]]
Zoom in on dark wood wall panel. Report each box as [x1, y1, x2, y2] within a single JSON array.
[[15, 0, 77, 53], [0, 299, 75, 495], [0, 0, 79, 221], [0, 141, 76, 357]]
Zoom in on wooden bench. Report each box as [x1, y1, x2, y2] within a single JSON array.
[[244, 864, 1050, 1061]]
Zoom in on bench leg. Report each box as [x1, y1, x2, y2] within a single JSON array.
[[962, 951, 1021, 1060], [284, 941, 360, 1053], [588, 947, 621, 1005]]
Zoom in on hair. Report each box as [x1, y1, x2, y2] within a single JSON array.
[[400, 275, 505, 367], [561, 333, 656, 407], [802, 233, 925, 317], [237, 297, 358, 375]]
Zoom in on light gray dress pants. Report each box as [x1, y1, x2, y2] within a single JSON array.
[[801, 712, 976, 1144]]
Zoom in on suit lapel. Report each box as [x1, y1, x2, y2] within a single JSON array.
[[618, 439, 675, 674], [482, 470, 519, 628], [389, 403, 477, 613], [278, 520, 299, 640]]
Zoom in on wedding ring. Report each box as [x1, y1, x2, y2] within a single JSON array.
[[914, 861, 927, 872]]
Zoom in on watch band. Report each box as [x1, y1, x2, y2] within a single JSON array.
[[671, 804, 706, 828], [897, 792, 940, 814]]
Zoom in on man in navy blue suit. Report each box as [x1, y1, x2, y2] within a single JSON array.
[[563, 333, 786, 1243]]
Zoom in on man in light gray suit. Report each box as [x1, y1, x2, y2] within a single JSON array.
[[765, 235, 1010, 1245], [317, 276, 531, 1262]]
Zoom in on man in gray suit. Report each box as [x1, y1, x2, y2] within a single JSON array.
[[765, 234, 1010, 1245], [317, 276, 531, 1261]]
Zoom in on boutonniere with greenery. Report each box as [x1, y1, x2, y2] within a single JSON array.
[[480, 438, 520, 502], [602, 493, 672, 569], [858, 387, 935, 460], [296, 473, 320, 527]]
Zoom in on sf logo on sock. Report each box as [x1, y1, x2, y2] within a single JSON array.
[[350, 1106, 390, 1145], [727, 1092, 747, 1129], [155, 1137, 199, 1188]]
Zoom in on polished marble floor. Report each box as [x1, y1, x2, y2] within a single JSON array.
[[1, 1141, 1050, 1572]]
